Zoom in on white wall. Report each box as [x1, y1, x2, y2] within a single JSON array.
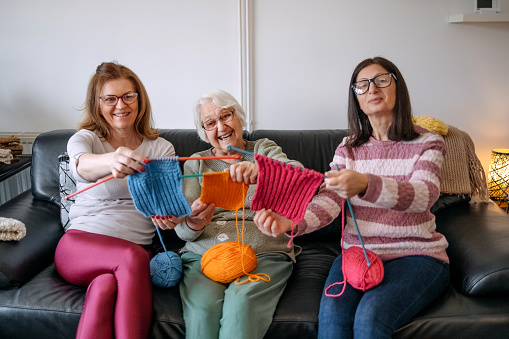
[[1, 0, 508, 173]]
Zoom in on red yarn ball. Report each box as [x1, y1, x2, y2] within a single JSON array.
[[343, 246, 384, 291]]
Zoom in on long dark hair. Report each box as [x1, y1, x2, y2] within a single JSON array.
[[345, 57, 418, 150]]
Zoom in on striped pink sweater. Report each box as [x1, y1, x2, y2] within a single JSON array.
[[296, 127, 449, 264]]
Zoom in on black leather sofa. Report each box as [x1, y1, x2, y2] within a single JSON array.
[[1, 129, 509, 339]]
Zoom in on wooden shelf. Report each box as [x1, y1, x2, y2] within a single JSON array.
[[449, 13, 509, 23]]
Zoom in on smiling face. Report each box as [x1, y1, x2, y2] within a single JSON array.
[[99, 78, 139, 135], [200, 101, 245, 156], [355, 64, 396, 120]]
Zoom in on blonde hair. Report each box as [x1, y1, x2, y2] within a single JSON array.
[[78, 62, 159, 140]]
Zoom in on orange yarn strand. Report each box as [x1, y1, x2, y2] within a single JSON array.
[[200, 175, 270, 284], [234, 188, 270, 285]]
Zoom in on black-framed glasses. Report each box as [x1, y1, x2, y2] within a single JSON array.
[[100, 92, 139, 106], [351, 73, 397, 95], [202, 110, 235, 131]]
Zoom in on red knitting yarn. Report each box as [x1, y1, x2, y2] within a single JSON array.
[[251, 154, 323, 224], [324, 199, 384, 297], [343, 246, 384, 292]]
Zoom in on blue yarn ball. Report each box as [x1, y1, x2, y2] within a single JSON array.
[[150, 251, 183, 288]]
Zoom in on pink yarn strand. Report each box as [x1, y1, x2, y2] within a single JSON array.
[[287, 224, 295, 248]]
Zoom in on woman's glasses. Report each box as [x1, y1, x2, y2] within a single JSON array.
[[100, 92, 139, 106], [202, 110, 235, 131], [351, 73, 397, 95]]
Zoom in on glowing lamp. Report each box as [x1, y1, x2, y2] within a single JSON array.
[[488, 149, 509, 201]]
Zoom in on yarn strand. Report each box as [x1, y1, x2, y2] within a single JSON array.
[[334, 164, 370, 266], [234, 183, 271, 285], [324, 166, 384, 297]]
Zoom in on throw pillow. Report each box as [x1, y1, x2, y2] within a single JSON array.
[[58, 153, 76, 231]]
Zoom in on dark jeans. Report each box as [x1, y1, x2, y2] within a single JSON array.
[[318, 255, 450, 339]]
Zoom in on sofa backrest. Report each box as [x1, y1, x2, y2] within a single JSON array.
[[32, 129, 76, 204], [31, 128, 348, 208]]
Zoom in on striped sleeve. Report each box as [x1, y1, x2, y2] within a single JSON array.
[[295, 183, 343, 236], [359, 133, 445, 213]]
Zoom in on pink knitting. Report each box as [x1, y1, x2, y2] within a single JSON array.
[[251, 154, 323, 225]]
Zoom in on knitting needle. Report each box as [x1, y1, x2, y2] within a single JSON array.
[[226, 145, 304, 170], [147, 155, 240, 162], [64, 155, 240, 200], [226, 145, 252, 155], [65, 174, 114, 200], [334, 164, 371, 266]]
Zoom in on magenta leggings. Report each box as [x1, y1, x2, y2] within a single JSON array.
[[54, 229, 153, 339]]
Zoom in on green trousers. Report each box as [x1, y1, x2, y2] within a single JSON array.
[[179, 251, 293, 339]]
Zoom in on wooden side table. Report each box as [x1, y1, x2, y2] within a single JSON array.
[[0, 155, 32, 205]]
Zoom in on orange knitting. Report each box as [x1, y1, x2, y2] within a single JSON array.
[[200, 172, 249, 210], [200, 172, 270, 285]]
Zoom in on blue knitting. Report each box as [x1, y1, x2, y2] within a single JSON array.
[[127, 160, 192, 217]]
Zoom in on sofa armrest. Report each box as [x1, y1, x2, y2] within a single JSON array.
[[436, 202, 509, 297], [0, 191, 63, 289]]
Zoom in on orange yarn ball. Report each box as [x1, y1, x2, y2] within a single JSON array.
[[343, 246, 384, 291], [201, 242, 258, 283]]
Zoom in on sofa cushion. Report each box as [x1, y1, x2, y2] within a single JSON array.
[[431, 194, 470, 214], [436, 202, 509, 297], [0, 192, 63, 288]]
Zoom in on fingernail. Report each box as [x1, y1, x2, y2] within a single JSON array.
[[143, 158, 150, 164], [140, 168, 146, 172], [160, 216, 166, 220], [155, 216, 160, 219], [168, 215, 174, 219], [151, 215, 155, 219]]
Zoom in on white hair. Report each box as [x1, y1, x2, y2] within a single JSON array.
[[194, 89, 246, 142]]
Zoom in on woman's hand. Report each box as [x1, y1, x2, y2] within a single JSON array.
[[110, 146, 149, 179], [226, 161, 258, 184], [151, 215, 183, 230], [184, 198, 215, 231], [324, 170, 369, 199], [254, 208, 294, 237]]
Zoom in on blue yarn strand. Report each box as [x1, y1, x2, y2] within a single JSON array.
[[155, 226, 168, 253], [334, 164, 371, 266]]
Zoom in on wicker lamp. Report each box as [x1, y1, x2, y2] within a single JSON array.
[[488, 149, 509, 203]]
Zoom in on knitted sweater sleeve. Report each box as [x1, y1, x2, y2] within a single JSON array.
[[294, 183, 343, 236]]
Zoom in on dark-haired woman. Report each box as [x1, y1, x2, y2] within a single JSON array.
[[255, 57, 450, 339]]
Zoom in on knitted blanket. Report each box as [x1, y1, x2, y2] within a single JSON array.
[[413, 117, 489, 202], [0, 217, 26, 241], [0, 149, 13, 165]]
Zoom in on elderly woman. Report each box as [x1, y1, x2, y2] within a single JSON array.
[[256, 57, 450, 339], [54, 62, 175, 339], [156, 89, 301, 339]]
